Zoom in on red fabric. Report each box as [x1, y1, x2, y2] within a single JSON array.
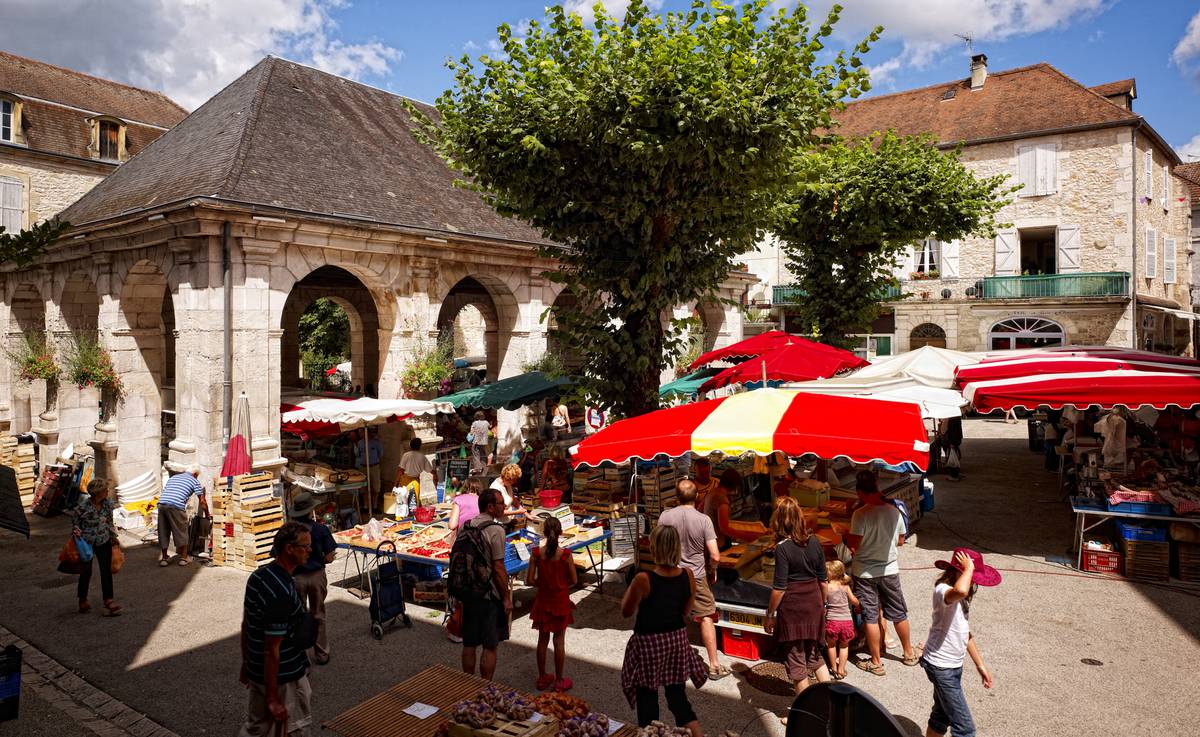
[[689, 331, 868, 373], [955, 357, 1137, 387], [700, 340, 868, 391], [573, 398, 725, 466], [620, 628, 709, 708], [981, 348, 1200, 367], [219, 434, 252, 477], [825, 618, 856, 644], [965, 370, 1200, 413], [530, 547, 575, 633]]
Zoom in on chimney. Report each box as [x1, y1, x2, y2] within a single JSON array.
[[970, 53, 988, 90]]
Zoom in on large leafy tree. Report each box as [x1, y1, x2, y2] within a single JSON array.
[[411, 0, 878, 417], [0, 218, 70, 268], [299, 297, 350, 361], [774, 132, 1015, 348]]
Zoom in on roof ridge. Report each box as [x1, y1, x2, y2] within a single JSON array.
[[1034, 62, 1138, 121], [848, 62, 1054, 106], [219, 58, 277, 199], [0, 50, 186, 116]]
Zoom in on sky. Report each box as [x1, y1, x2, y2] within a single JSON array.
[[4, 1, 1200, 158]]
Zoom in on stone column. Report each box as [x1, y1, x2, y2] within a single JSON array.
[[89, 254, 119, 483], [0, 279, 10, 433], [238, 237, 286, 475], [32, 268, 60, 470]]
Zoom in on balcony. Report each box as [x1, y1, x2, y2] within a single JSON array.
[[981, 271, 1130, 300], [773, 283, 902, 305]]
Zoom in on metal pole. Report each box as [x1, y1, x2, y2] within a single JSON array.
[[221, 221, 233, 451]]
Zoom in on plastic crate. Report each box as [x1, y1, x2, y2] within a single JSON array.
[[401, 560, 445, 581], [1081, 549, 1123, 575], [1115, 520, 1167, 542], [719, 627, 773, 661], [1108, 501, 1172, 516], [1071, 496, 1106, 512]]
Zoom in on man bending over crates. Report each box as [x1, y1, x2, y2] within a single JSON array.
[[159, 466, 208, 567]]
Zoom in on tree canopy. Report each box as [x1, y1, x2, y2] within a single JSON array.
[[773, 131, 1015, 347], [0, 218, 69, 268], [411, 0, 878, 417], [299, 297, 350, 362]]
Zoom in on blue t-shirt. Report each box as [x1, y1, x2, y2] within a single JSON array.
[[295, 520, 337, 574], [159, 473, 203, 510]]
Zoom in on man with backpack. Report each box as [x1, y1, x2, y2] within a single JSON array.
[[449, 487, 511, 679]]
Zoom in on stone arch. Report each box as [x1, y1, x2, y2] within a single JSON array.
[[434, 274, 519, 381], [55, 271, 103, 449], [695, 301, 727, 352], [910, 322, 947, 349], [986, 315, 1066, 351], [8, 282, 46, 432], [114, 259, 168, 480], [280, 265, 381, 395]]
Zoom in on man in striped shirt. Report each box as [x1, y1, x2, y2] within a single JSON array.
[[158, 466, 207, 566], [240, 521, 312, 736]]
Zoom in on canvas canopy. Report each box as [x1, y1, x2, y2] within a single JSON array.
[[438, 371, 574, 411]]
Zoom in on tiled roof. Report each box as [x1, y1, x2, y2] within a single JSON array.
[[835, 63, 1138, 145], [1089, 78, 1135, 98], [61, 57, 550, 245], [1174, 162, 1200, 203], [0, 51, 186, 127]]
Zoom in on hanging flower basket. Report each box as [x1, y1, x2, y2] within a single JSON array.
[[64, 334, 125, 402], [401, 338, 454, 398], [6, 334, 59, 384]]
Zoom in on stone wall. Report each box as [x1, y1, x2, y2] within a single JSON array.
[[0, 157, 105, 225], [894, 300, 1127, 352]]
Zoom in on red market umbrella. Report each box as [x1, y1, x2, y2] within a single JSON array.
[[963, 370, 1200, 414], [954, 355, 1200, 388], [221, 392, 253, 477], [571, 388, 930, 470], [689, 331, 867, 372], [700, 339, 869, 392]]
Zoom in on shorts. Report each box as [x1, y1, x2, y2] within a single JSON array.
[[825, 619, 856, 644], [783, 639, 825, 681], [158, 506, 189, 550], [690, 575, 718, 622], [240, 676, 312, 737], [461, 597, 509, 649], [852, 574, 909, 624]]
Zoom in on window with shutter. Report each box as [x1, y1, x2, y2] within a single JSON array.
[[1145, 226, 1157, 279], [893, 245, 915, 281], [0, 176, 23, 233], [1145, 150, 1153, 199], [916, 239, 941, 275], [1, 99, 12, 142], [940, 240, 960, 279], [1165, 237, 1177, 284], [1035, 144, 1057, 195], [1018, 146, 1036, 196], [1056, 225, 1081, 273], [995, 231, 1018, 275], [1163, 166, 1171, 210]]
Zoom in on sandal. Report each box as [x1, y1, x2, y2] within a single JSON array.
[[552, 678, 573, 692], [158, 559, 170, 567], [536, 674, 555, 691], [78, 600, 91, 614], [854, 659, 885, 676], [707, 663, 731, 680], [103, 600, 123, 616], [178, 558, 190, 566], [902, 646, 923, 667]]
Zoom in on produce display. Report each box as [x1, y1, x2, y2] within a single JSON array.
[[636, 723, 690, 737], [474, 685, 535, 720], [532, 693, 591, 721], [452, 699, 496, 729], [559, 713, 608, 737]]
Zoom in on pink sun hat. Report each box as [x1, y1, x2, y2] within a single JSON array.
[[934, 547, 1002, 587]]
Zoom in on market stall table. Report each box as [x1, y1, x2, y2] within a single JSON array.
[[324, 664, 637, 737], [1071, 502, 1200, 573]]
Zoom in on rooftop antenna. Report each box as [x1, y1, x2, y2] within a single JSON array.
[[955, 33, 974, 54]]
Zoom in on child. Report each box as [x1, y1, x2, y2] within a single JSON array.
[[620, 525, 707, 737], [920, 548, 1000, 737], [823, 560, 859, 680], [527, 517, 577, 691]]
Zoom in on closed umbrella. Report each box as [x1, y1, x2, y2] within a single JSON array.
[[221, 392, 253, 477]]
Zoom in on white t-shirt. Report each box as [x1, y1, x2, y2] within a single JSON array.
[[849, 502, 904, 578], [923, 583, 970, 668], [398, 450, 433, 478], [489, 477, 513, 509], [470, 420, 491, 445]]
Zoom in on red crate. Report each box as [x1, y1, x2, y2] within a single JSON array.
[[1081, 549, 1123, 575], [719, 627, 772, 661]]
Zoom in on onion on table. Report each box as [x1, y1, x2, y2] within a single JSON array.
[[452, 699, 496, 729]]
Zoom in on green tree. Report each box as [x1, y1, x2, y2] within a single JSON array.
[[298, 298, 350, 361], [410, 0, 878, 417], [0, 218, 70, 267], [774, 132, 1015, 348]]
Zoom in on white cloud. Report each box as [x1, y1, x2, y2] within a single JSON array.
[[0, 0, 402, 111], [1176, 133, 1200, 162], [868, 57, 904, 87], [1173, 10, 1200, 65], [563, 0, 664, 26]]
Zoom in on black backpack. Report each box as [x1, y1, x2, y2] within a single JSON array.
[[448, 521, 502, 602]]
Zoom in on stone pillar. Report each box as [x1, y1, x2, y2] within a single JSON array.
[[239, 238, 286, 475], [90, 254, 119, 483], [32, 268, 60, 469]]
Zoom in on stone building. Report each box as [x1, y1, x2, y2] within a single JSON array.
[[764, 56, 1193, 356], [0, 51, 184, 447], [0, 57, 744, 486]]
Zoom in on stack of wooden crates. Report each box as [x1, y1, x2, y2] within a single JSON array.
[[0, 433, 37, 510], [638, 466, 678, 523], [571, 466, 635, 520], [212, 472, 282, 571]]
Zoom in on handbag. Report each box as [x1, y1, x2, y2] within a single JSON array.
[[75, 536, 94, 563], [110, 544, 125, 574], [467, 432, 475, 444], [57, 537, 85, 575], [446, 601, 464, 638]]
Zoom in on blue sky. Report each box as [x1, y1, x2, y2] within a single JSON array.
[[6, 1, 1200, 156]]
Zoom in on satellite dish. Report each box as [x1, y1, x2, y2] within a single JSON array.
[[784, 682, 907, 737]]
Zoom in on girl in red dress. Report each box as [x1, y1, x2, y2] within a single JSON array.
[[527, 517, 577, 691]]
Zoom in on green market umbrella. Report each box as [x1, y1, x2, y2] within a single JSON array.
[[659, 366, 723, 399], [439, 371, 575, 411]]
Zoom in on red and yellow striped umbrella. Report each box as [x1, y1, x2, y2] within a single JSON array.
[[572, 389, 930, 469]]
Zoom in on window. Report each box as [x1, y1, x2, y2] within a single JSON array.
[[1165, 237, 1177, 284], [99, 120, 120, 160], [1018, 143, 1057, 196], [0, 176, 23, 233], [910, 323, 947, 349], [1145, 150, 1153, 199], [1018, 227, 1056, 275], [847, 334, 893, 360], [988, 317, 1065, 351], [1163, 166, 1171, 210], [0, 99, 11, 142], [1145, 226, 1157, 279], [915, 239, 940, 275]]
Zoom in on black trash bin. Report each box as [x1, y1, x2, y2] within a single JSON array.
[[0, 645, 21, 722]]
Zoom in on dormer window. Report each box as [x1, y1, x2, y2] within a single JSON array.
[[87, 115, 127, 162], [0, 95, 24, 145]]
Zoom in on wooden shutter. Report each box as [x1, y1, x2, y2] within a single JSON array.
[[1163, 166, 1171, 210], [995, 231, 1018, 275], [940, 239, 960, 278], [1165, 237, 1177, 284], [1145, 150, 1153, 199], [1145, 226, 1157, 279], [1018, 146, 1036, 196], [893, 245, 915, 280], [0, 176, 22, 233], [1035, 143, 1058, 195], [1056, 225, 1081, 273]]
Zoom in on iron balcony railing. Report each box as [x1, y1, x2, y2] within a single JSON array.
[[773, 283, 902, 305], [982, 272, 1130, 300]]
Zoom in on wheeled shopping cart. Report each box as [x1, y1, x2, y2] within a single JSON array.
[[367, 540, 411, 639]]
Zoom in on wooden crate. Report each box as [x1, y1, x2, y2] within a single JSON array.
[[1123, 539, 1170, 581], [1174, 541, 1200, 582], [212, 471, 281, 570], [450, 716, 557, 737]]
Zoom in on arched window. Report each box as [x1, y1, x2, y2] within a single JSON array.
[[987, 316, 1065, 350], [910, 322, 947, 349]]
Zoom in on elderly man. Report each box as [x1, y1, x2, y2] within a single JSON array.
[[658, 479, 729, 680], [158, 466, 207, 567], [288, 492, 337, 666]]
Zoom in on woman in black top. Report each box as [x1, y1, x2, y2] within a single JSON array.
[[764, 497, 831, 704], [620, 525, 707, 737]]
